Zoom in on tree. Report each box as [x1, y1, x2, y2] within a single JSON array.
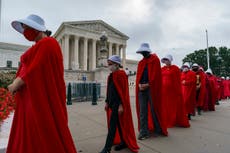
[[182, 46, 229, 77]]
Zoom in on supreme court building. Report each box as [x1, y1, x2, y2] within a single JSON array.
[[53, 20, 129, 71]]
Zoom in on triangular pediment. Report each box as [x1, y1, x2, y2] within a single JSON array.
[[63, 20, 129, 39]]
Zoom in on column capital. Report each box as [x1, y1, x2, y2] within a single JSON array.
[[64, 34, 70, 38]]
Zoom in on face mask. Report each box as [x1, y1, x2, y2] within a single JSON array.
[[141, 51, 150, 58], [163, 60, 171, 65], [108, 64, 117, 72], [183, 67, 189, 72], [23, 28, 39, 41], [192, 68, 198, 72]]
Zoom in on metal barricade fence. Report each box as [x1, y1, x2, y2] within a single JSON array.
[[67, 82, 101, 102]]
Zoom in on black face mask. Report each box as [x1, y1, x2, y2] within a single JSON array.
[[192, 68, 198, 72], [141, 51, 150, 58]]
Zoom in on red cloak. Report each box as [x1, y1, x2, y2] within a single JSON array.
[[135, 54, 168, 136], [106, 70, 139, 153], [216, 78, 223, 100], [203, 74, 218, 111], [181, 70, 196, 115], [6, 37, 77, 153], [223, 80, 230, 98], [195, 70, 206, 107], [220, 78, 225, 100], [162, 65, 190, 128]]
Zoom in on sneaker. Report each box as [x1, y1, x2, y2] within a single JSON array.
[[114, 142, 127, 151], [138, 134, 150, 140]]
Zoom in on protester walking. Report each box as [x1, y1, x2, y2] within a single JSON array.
[[100, 55, 139, 153], [7, 14, 77, 153], [135, 43, 168, 140]]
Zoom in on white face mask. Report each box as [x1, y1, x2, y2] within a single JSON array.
[[183, 67, 189, 72], [108, 64, 118, 72]]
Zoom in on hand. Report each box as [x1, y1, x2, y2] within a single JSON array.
[[7, 77, 24, 94], [118, 104, 124, 115], [139, 83, 149, 91], [182, 80, 186, 85], [104, 103, 109, 111], [196, 84, 201, 90], [8, 83, 17, 95]]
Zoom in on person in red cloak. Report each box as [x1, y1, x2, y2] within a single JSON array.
[[135, 43, 168, 140], [100, 55, 139, 153], [161, 55, 190, 128], [223, 77, 230, 99], [181, 63, 196, 120], [203, 69, 218, 111], [220, 77, 226, 100], [216, 77, 223, 103], [191, 64, 206, 115], [7, 14, 77, 153]]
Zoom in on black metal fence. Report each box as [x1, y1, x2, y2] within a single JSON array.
[[67, 82, 101, 102]]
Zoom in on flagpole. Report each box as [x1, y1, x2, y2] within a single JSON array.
[[0, 0, 2, 42], [206, 29, 210, 69]]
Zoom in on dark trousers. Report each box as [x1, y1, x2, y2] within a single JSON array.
[[138, 89, 161, 135], [103, 105, 124, 151]]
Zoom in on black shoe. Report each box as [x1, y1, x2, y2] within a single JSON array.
[[138, 133, 150, 140], [99, 148, 110, 153], [188, 114, 191, 120], [114, 142, 127, 151], [197, 107, 202, 115]]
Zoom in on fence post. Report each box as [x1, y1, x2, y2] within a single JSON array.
[[67, 83, 72, 105], [92, 83, 97, 105]]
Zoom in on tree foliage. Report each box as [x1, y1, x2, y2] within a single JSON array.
[[182, 46, 230, 77]]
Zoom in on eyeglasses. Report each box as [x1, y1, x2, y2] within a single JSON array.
[[108, 63, 113, 66]]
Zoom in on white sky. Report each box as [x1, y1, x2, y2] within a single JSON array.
[[1, 0, 230, 66]]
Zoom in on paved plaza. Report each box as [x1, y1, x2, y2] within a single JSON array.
[[1, 98, 230, 153]]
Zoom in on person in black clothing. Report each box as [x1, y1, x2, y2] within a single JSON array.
[[99, 55, 126, 153]]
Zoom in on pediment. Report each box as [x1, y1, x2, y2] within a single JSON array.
[[64, 20, 129, 39]]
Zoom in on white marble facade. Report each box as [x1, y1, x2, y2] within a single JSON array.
[[0, 42, 28, 68], [53, 20, 129, 71]]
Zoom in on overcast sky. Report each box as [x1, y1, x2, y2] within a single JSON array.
[[1, 0, 230, 66]]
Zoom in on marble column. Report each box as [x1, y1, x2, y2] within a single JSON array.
[[122, 45, 126, 68], [64, 35, 69, 70], [74, 35, 79, 70], [83, 38, 88, 71], [115, 44, 120, 56], [59, 38, 64, 55], [109, 42, 113, 57], [91, 39, 97, 70]]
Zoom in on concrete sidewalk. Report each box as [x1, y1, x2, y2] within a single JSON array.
[[1, 98, 230, 153]]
